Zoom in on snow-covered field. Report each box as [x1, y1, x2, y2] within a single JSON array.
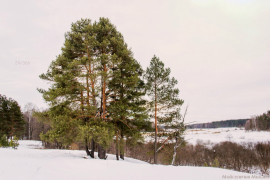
[[144, 127, 270, 145], [0, 140, 260, 180], [185, 127, 270, 145]]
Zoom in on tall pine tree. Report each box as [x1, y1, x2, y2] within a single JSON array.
[[108, 48, 150, 160], [145, 55, 184, 164]]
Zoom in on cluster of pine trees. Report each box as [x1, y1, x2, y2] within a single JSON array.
[[38, 18, 184, 163], [0, 94, 24, 139]]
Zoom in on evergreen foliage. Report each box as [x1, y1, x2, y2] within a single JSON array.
[[8, 136, 19, 149], [144, 55, 184, 164], [38, 18, 150, 159], [0, 94, 24, 138], [0, 134, 19, 149], [0, 134, 9, 147], [245, 111, 270, 131]]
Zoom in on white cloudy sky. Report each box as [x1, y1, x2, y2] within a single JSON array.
[[0, 0, 270, 123]]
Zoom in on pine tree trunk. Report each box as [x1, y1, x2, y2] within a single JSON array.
[[116, 131, 119, 160], [90, 138, 95, 158], [102, 64, 107, 120], [86, 73, 90, 107], [98, 144, 107, 159], [85, 138, 91, 156], [98, 76, 107, 160], [85, 145, 91, 156], [100, 79, 103, 118], [120, 131, 124, 160], [154, 129, 157, 164], [81, 90, 91, 157]]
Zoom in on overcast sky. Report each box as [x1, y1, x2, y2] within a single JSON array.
[[1, 0, 270, 123]]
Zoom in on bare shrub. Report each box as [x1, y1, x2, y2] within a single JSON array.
[[255, 142, 270, 174]]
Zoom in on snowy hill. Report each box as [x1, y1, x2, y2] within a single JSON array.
[[0, 140, 259, 180]]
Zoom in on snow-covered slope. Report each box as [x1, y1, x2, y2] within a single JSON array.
[[0, 140, 258, 180]]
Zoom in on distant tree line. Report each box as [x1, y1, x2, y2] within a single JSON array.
[[187, 119, 249, 129], [23, 103, 50, 140], [245, 111, 270, 131]]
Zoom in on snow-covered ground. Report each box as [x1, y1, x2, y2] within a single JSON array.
[[0, 140, 260, 180], [144, 127, 270, 145], [185, 127, 270, 145]]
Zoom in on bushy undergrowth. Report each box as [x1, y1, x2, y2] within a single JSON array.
[[123, 141, 270, 175], [0, 135, 19, 149]]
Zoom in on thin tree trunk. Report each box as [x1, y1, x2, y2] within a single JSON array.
[[80, 90, 84, 112], [28, 114, 31, 140], [81, 90, 91, 157], [100, 80, 103, 116], [98, 78, 104, 159], [87, 55, 97, 110], [119, 81, 125, 160], [116, 131, 119, 160], [171, 137, 178, 165], [102, 64, 107, 120], [154, 82, 158, 164], [120, 131, 124, 160], [86, 75, 90, 107]]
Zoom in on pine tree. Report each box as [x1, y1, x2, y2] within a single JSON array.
[[39, 18, 150, 159], [0, 94, 24, 138], [144, 55, 184, 164], [9, 99, 25, 137], [39, 19, 99, 151], [108, 48, 150, 160]]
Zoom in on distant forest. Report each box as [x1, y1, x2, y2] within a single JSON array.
[[187, 119, 249, 129], [245, 111, 270, 131]]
